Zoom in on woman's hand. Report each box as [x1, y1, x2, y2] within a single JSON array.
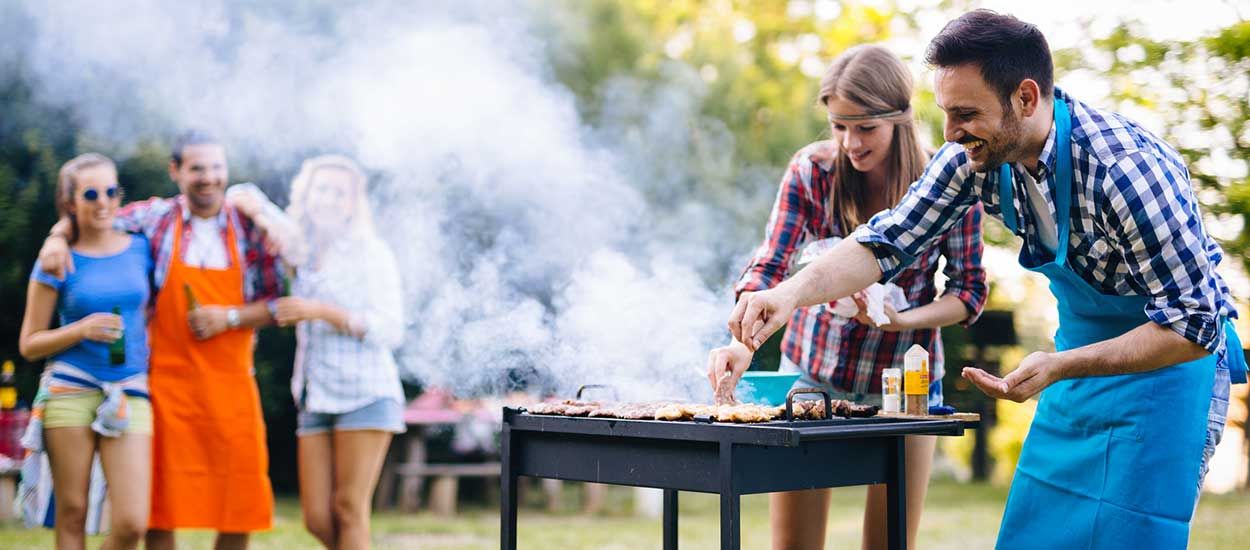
[[76, 312, 123, 343], [851, 296, 910, 332], [272, 297, 324, 326], [706, 340, 754, 404]]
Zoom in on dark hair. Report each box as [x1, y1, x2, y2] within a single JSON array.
[[170, 129, 221, 166], [925, 10, 1053, 108]]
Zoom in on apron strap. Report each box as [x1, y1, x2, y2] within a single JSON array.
[[996, 98, 1073, 264], [1053, 98, 1073, 265], [998, 163, 1018, 234], [1224, 319, 1248, 384]]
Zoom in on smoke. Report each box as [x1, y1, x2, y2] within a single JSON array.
[[6, 0, 765, 401]]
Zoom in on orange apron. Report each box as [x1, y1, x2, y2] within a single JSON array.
[[148, 213, 273, 532]]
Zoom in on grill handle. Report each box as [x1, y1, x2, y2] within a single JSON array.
[[785, 387, 832, 421], [576, 384, 620, 401]]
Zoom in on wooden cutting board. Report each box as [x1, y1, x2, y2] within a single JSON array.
[[878, 411, 981, 423]]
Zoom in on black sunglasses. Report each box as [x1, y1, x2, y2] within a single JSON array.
[[81, 186, 119, 202]]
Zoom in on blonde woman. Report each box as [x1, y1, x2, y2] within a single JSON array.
[[19, 153, 153, 549], [708, 45, 987, 549], [271, 155, 405, 549]]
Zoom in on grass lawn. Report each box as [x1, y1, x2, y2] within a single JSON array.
[[2, 479, 1247, 549]]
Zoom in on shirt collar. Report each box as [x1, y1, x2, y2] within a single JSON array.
[[176, 194, 231, 227]]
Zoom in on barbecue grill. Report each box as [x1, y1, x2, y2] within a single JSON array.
[[500, 389, 976, 550]]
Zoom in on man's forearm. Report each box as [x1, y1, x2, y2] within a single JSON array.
[[1055, 321, 1210, 379], [239, 301, 274, 329], [782, 238, 883, 308]]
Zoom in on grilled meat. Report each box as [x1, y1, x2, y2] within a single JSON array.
[[527, 397, 878, 423], [526, 399, 601, 416]]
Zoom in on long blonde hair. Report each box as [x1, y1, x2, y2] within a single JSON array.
[[287, 154, 375, 242], [817, 45, 928, 232], [56, 153, 117, 244]]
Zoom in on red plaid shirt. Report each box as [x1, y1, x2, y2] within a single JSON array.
[[735, 142, 987, 395], [115, 194, 284, 302]]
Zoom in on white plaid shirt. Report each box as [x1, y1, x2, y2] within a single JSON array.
[[853, 88, 1236, 357], [291, 234, 406, 414]]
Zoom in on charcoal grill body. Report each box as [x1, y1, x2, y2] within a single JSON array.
[[500, 407, 970, 550]]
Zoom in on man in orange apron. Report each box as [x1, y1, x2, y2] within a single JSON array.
[[41, 129, 287, 549]]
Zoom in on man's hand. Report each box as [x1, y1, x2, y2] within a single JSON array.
[[728, 287, 799, 352], [706, 340, 753, 400], [75, 312, 123, 343], [38, 234, 74, 279], [188, 306, 230, 340], [226, 187, 262, 219], [272, 297, 323, 327], [962, 351, 1061, 402]]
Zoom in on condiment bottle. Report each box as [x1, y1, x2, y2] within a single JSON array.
[[904, 344, 929, 415], [881, 367, 901, 413]]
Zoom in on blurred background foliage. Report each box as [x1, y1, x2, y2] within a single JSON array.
[[2, 1, 1247, 492]]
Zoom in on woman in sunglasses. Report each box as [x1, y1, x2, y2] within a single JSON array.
[[269, 154, 405, 549], [18, 153, 154, 549]]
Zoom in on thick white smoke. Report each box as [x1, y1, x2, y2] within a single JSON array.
[[7, 0, 769, 401]]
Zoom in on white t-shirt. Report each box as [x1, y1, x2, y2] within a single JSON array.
[[1017, 165, 1059, 253], [183, 216, 230, 269]]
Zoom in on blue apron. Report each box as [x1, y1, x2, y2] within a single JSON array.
[[993, 99, 1244, 549]]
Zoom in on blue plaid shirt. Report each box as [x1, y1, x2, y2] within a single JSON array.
[[853, 88, 1236, 356]]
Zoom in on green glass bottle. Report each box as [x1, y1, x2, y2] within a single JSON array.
[[109, 307, 126, 366]]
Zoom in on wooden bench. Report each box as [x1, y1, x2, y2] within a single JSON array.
[[393, 461, 502, 516], [373, 416, 504, 516]]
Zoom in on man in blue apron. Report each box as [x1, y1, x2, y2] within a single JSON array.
[[728, 10, 1245, 549]]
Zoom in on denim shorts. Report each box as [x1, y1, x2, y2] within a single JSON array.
[[296, 398, 407, 436], [1197, 365, 1231, 499], [780, 355, 944, 408]]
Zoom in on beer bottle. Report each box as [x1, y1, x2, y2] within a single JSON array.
[[0, 360, 16, 410], [184, 282, 200, 311], [109, 307, 126, 365]]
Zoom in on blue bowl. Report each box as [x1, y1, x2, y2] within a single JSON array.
[[735, 371, 801, 406]]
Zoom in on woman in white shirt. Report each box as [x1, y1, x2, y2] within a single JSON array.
[[271, 154, 405, 549]]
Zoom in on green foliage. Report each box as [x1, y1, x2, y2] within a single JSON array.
[[547, 0, 912, 171], [0, 72, 79, 398], [1058, 19, 1250, 273]]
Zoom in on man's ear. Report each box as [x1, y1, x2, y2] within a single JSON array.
[[1017, 79, 1043, 118], [168, 160, 179, 183]]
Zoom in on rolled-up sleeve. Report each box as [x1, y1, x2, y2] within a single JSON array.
[[1104, 151, 1224, 353], [938, 202, 988, 326], [734, 152, 816, 297], [115, 196, 173, 238], [851, 142, 980, 282]]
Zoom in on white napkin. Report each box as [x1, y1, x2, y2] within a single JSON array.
[[829, 283, 909, 325], [795, 238, 909, 325]]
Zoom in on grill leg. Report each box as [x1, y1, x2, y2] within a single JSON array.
[[886, 436, 907, 550], [663, 489, 678, 549], [719, 441, 740, 550], [501, 425, 518, 550]]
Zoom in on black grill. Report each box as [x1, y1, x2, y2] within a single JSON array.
[[499, 404, 974, 550]]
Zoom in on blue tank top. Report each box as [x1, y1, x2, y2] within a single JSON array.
[[31, 233, 153, 381]]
